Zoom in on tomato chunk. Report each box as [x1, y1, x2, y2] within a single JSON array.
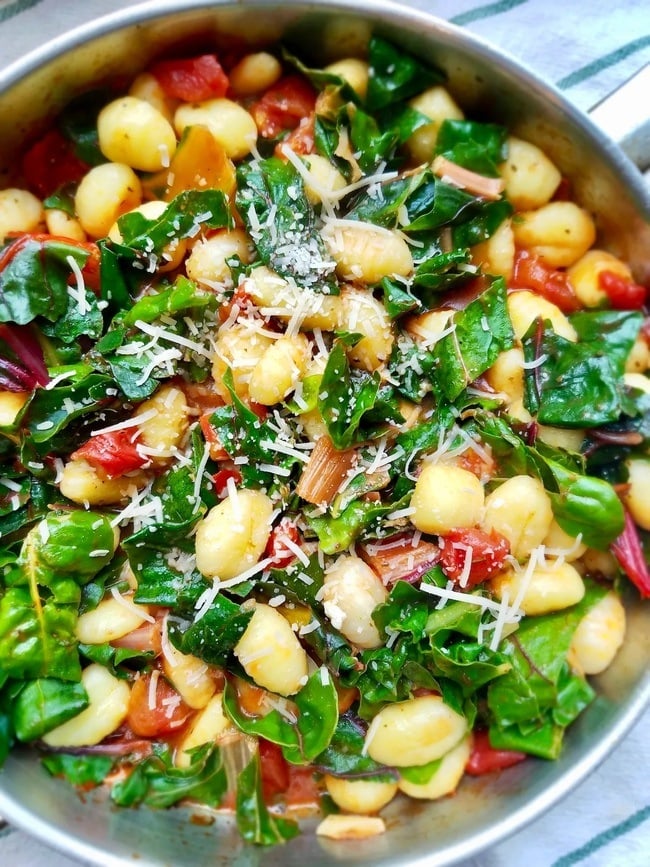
[[439, 527, 510, 586], [259, 739, 290, 800], [22, 129, 89, 198], [598, 270, 647, 310], [511, 249, 580, 313], [150, 54, 229, 102], [126, 672, 191, 738], [466, 730, 527, 775], [199, 412, 230, 462], [265, 517, 301, 567], [285, 765, 321, 808], [212, 467, 242, 498], [275, 113, 315, 157], [73, 428, 148, 478], [251, 76, 317, 139]]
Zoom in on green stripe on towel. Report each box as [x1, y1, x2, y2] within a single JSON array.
[[553, 804, 650, 866], [0, 0, 44, 24], [451, 0, 530, 26], [557, 35, 650, 89]]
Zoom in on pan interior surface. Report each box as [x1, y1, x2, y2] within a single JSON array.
[[0, 3, 648, 866]]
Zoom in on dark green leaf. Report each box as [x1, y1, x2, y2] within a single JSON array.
[[236, 753, 299, 845], [317, 341, 403, 449], [237, 156, 337, 292], [435, 120, 508, 176], [12, 678, 88, 741], [122, 277, 213, 327], [117, 190, 232, 256], [223, 669, 339, 764], [111, 743, 227, 809], [366, 36, 444, 111], [314, 712, 396, 780], [42, 752, 114, 786], [0, 239, 89, 325], [433, 277, 514, 400], [522, 310, 642, 427]]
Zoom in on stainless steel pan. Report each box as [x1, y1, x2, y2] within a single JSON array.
[[0, 2, 648, 865]]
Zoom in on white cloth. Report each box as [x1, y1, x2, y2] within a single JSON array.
[[0, 1, 649, 865]]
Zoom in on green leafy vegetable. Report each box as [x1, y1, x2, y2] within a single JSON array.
[[237, 156, 337, 292], [0, 239, 90, 326], [366, 36, 444, 110], [116, 190, 232, 256], [432, 277, 514, 400], [435, 119, 508, 176], [223, 669, 339, 764], [42, 752, 114, 786], [111, 743, 227, 809], [236, 753, 299, 845], [317, 340, 403, 449], [522, 310, 642, 427], [12, 678, 88, 741]]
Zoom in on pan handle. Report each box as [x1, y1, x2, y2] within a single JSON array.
[[589, 64, 650, 173]]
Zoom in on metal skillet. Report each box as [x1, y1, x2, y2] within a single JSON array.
[[0, 1, 648, 864]]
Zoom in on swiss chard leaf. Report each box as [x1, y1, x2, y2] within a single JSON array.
[[170, 594, 253, 667], [0, 586, 80, 680], [116, 190, 232, 256], [42, 752, 114, 786], [12, 677, 88, 741], [366, 36, 444, 111], [0, 239, 90, 326], [432, 277, 514, 400], [25, 372, 114, 445], [121, 277, 213, 327], [223, 668, 339, 764], [487, 580, 607, 757], [210, 369, 300, 487], [78, 643, 153, 676], [111, 743, 227, 809], [313, 712, 396, 780], [435, 120, 508, 176], [39, 287, 104, 344], [236, 753, 299, 845], [237, 156, 337, 292], [317, 340, 403, 449], [308, 493, 411, 555], [522, 310, 642, 427]]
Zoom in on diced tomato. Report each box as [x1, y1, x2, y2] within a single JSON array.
[[465, 729, 527, 776], [149, 54, 229, 102], [126, 672, 192, 738], [598, 270, 647, 310], [73, 428, 148, 478], [457, 444, 495, 480], [275, 113, 315, 157], [259, 739, 290, 800], [285, 765, 321, 809], [439, 527, 510, 587], [22, 129, 89, 198], [510, 249, 581, 314], [217, 283, 255, 324], [265, 517, 300, 567], [249, 401, 268, 421], [212, 466, 242, 498], [199, 412, 230, 461], [251, 75, 317, 139]]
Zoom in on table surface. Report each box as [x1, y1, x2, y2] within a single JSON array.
[[0, 0, 649, 865]]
